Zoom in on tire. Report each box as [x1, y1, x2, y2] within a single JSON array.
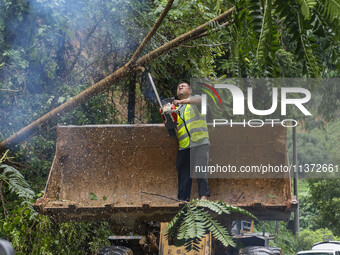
[[96, 245, 133, 255], [239, 246, 282, 255]]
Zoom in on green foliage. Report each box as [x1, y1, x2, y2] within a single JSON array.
[[215, 0, 340, 78], [317, 82, 340, 122], [288, 130, 331, 171], [0, 150, 111, 254], [285, 119, 340, 237], [295, 228, 340, 251], [0, 164, 35, 203], [89, 192, 97, 201], [0, 0, 151, 140], [274, 49, 303, 77], [321, 0, 340, 25], [1, 207, 111, 255], [0, 150, 35, 215], [165, 199, 255, 252], [298, 188, 322, 230], [254, 221, 340, 254], [255, 0, 273, 66], [286, 121, 340, 235], [308, 178, 340, 236], [262, 221, 296, 255], [287, 120, 340, 176], [299, 0, 317, 20], [0, 1, 340, 253]]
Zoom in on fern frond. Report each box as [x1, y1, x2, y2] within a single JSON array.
[[184, 238, 201, 252], [249, 0, 263, 33], [323, 0, 340, 22], [299, 0, 317, 19], [177, 216, 189, 240], [0, 164, 35, 202], [195, 199, 230, 215], [220, 202, 257, 220], [165, 209, 185, 240], [297, 12, 321, 77], [256, 0, 272, 65], [199, 209, 235, 247], [172, 204, 206, 240], [165, 200, 255, 252], [185, 206, 206, 239]]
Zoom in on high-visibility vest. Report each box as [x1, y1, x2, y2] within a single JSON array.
[[176, 104, 209, 148]]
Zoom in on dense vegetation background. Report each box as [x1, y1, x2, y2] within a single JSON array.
[[0, 0, 339, 254]]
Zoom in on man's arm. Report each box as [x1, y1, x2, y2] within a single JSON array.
[[173, 95, 201, 106]]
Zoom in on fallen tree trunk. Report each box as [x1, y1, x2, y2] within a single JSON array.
[[0, 6, 234, 152]]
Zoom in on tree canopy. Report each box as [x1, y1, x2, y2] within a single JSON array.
[[0, 0, 340, 253]]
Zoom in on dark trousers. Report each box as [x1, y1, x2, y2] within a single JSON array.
[[176, 144, 210, 201]]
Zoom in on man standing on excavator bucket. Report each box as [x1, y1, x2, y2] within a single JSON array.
[[172, 81, 210, 202]]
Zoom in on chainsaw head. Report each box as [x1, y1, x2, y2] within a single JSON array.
[[160, 97, 177, 137]]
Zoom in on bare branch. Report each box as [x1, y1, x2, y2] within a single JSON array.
[[182, 19, 234, 43], [126, 0, 175, 66], [0, 89, 21, 92], [140, 190, 183, 203], [181, 42, 229, 48], [134, 8, 234, 66]]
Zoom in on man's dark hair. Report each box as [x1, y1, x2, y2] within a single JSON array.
[[177, 81, 190, 87]]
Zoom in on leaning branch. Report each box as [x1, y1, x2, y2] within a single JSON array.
[[182, 19, 234, 43], [181, 43, 229, 48], [126, 0, 174, 66], [0, 89, 21, 92], [0, 7, 234, 152], [134, 7, 234, 66]]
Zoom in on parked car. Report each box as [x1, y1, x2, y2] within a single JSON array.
[[296, 241, 340, 255], [313, 242, 340, 251]]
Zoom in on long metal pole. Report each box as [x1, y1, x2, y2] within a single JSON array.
[[293, 126, 299, 234]]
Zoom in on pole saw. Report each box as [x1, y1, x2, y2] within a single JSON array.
[[148, 73, 178, 137]]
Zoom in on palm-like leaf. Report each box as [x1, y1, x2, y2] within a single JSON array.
[[322, 0, 340, 22], [0, 164, 35, 202], [299, 0, 317, 19], [199, 209, 235, 247], [297, 12, 322, 77], [196, 199, 230, 214], [256, 0, 273, 65], [164, 199, 256, 252], [165, 208, 185, 240], [226, 0, 340, 77]]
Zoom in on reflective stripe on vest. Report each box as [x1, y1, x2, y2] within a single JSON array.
[[177, 116, 206, 130], [176, 104, 209, 148]]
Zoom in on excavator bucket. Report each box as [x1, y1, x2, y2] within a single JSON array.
[[34, 124, 296, 234]]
